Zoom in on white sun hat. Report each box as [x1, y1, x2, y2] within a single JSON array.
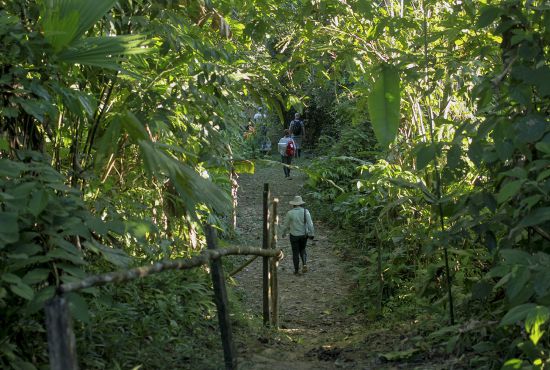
[[289, 195, 305, 205]]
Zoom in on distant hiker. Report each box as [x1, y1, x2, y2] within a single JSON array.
[[281, 195, 315, 275], [259, 136, 272, 156], [289, 113, 305, 158], [254, 107, 271, 156], [277, 129, 295, 179], [244, 121, 258, 156], [253, 106, 267, 124]]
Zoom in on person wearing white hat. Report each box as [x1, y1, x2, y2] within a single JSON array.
[[281, 195, 315, 275]]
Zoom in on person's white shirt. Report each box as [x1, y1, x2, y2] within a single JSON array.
[[278, 136, 295, 156], [253, 111, 266, 123], [281, 206, 315, 237]]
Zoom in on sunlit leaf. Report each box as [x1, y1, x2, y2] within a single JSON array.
[[368, 64, 400, 149], [525, 306, 550, 345], [502, 358, 523, 370], [58, 35, 150, 70], [232, 160, 255, 174], [41, 0, 118, 52]]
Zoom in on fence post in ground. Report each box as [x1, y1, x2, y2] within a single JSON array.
[[230, 163, 238, 233], [269, 198, 279, 328], [262, 183, 271, 326], [205, 225, 237, 370], [44, 295, 79, 370]]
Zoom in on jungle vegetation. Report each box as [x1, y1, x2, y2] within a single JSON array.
[[0, 0, 549, 369]]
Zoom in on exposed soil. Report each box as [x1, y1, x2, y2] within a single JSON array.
[[231, 156, 364, 369], [228, 155, 460, 370]]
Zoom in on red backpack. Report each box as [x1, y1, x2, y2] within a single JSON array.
[[285, 140, 295, 157]]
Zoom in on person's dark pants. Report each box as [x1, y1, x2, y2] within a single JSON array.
[[281, 155, 292, 177], [289, 234, 308, 272]]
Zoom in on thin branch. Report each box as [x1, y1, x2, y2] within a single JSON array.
[[533, 226, 550, 242], [59, 247, 283, 294], [229, 255, 258, 277], [491, 55, 518, 87]]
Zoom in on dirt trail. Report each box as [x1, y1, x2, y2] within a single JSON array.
[[231, 157, 368, 369], [228, 156, 463, 370]]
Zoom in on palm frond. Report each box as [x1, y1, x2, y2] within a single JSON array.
[[139, 140, 230, 216], [40, 0, 117, 51], [118, 111, 230, 215], [57, 35, 151, 70]]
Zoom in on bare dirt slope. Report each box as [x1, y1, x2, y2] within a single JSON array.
[[231, 157, 369, 369]]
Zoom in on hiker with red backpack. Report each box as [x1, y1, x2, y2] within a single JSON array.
[[289, 112, 305, 158], [277, 129, 296, 179]]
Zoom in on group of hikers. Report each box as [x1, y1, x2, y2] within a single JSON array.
[[277, 112, 305, 179], [245, 107, 306, 178], [246, 107, 314, 275]]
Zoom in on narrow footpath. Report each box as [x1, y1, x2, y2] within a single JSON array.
[[232, 156, 366, 369]]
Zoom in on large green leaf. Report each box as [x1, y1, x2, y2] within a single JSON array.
[[500, 249, 532, 266], [514, 114, 548, 144], [10, 282, 34, 301], [500, 303, 537, 326], [40, 0, 118, 52], [525, 306, 550, 345], [496, 179, 524, 204], [232, 160, 255, 174], [28, 190, 49, 217], [66, 292, 90, 323], [476, 5, 502, 28], [506, 267, 531, 302], [0, 212, 19, 246], [416, 143, 436, 170], [22, 269, 50, 285], [515, 207, 550, 230], [367, 64, 400, 149], [57, 35, 150, 70]]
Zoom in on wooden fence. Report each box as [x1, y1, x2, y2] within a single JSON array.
[[44, 183, 281, 370]]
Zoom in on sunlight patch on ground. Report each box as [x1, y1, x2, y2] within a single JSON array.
[[280, 328, 306, 335]]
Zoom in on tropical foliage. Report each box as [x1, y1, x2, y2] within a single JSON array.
[[0, 0, 276, 367], [1, 0, 549, 368], [301, 0, 550, 368]]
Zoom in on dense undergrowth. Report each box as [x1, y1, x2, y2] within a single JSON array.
[[300, 1, 550, 366], [1, 0, 549, 369]]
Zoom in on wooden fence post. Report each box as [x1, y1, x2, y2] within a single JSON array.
[[205, 225, 237, 370], [44, 295, 79, 370], [270, 198, 279, 328], [262, 183, 271, 326], [230, 165, 238, 233]]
